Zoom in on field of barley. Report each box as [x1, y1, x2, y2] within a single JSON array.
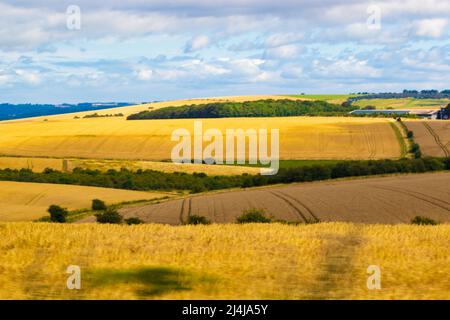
[[405, 120, 450, 157], [0, 116, 401, 161], [110, 172, 450, 225], [0, 181, 172, 222], [0, 222, 448, 300]]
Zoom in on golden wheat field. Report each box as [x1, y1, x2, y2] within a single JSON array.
[[405, 121, 450, 157], [0, 156, 260, 176], [0, 116, 401, 161], [0, 222, 448, 300], [110, 172, 450, 225], [0, 181, 172, 222]]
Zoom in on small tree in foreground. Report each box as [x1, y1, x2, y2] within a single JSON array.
[[92, 199, 107, 211], [124, 217, 144, 225], [186, 215, 211, 225], [48, 205, 68, 223], [411, 216, 439, 226], [95, 209, 123, 224], [236, 208, 271, 224]]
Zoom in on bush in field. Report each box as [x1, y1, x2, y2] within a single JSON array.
[[48, 205, 68, 223], [95, 209, 123, 224], [411, 216, 439, 226], [124, 217, 144, 225], [92, 199, 107, 211], [236, 209, 271, 224], [186, 215, 211, 225], [407, 130, 414, 139]]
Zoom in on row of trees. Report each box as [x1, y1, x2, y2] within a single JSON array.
[[1, 158, 449, 193], [127, 99, 357, 120]]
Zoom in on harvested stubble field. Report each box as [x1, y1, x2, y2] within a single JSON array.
[[115, 172, 450, 225], [0, 116, 401, 161], [405, 120, 450, 157], [0, 156, 260, 176], [0, 181, 172, 222], [0, 222, 449, 299]]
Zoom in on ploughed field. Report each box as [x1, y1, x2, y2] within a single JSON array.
[[405, 120, 450, 157], [1, 222, 449, 299], [0, 181, 172, 222], [0, 116, 401, 161], [116, 173, 450, 225]]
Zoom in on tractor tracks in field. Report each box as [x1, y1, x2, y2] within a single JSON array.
[[179, 198, 192, 224], [423, 122, 449, 157], [370, 184, 450, 212], [272, 190, 319, 222], [306, 226, 364, 300], [269, 191, 309, 222]]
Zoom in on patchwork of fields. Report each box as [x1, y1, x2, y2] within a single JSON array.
[[113, 173, 450, 225], [405, 121, 450, 157], [353, 98, 449, 109], [0, 181, 172, 222], [1, 222, 448, 299], [0, 116, 401, 161]]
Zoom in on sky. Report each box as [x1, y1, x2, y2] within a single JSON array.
[[0, 0, 449, 103]]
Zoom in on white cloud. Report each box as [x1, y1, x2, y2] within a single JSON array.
[[415, 18, 448, 38], [265, 32, 303, 47], [15, 69, 41, 84], [136, 68, 153, 81], [312, 57, 382, 79], [264, 44, 301, 60], [184, 35, 210, 52]]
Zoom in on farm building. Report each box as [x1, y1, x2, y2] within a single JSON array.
[[437, 107, 450, 120], [350, 108, 449, 120]]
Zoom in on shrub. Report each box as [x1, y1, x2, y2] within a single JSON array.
[[236, 208, 271, 224], [407, 130, 414, 139], [124, 217, 144, 225], [305, 217, 321, 224], [186, 215, 211, 225], [95, 209, 123, 224], [92, 199, 107, 211], [411, 216, 439, 225], [48, 205, 68, 223]]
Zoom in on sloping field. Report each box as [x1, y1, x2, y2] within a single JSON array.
[[0, 116, 401, 161], [1, 222, 449, 299], [405, 121, 450, 157], [117, 173, 450, 225], [0, 156, 260, 176], [0, 181, 171, 222], [353, 98, 449, 110]]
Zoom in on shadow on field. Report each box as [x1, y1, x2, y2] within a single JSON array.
[[87, 266, 211, 298]]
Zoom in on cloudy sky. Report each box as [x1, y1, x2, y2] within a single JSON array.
[[0, 0, 449, 103]]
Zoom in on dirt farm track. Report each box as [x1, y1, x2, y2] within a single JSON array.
[[111, 172, 450, 225]]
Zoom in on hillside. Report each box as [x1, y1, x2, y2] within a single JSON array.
[[126, 99, 356, 120], [0, 181, 172, 222], [405, 121, 450, 157], [0, 116, 402, 162], [108, 172, 450, 225]]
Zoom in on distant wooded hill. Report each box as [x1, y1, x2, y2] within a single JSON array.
[[127, 99, 357, 120], [0, 102, 133, 121]]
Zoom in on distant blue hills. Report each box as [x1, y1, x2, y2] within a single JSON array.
[[0, 102, 136, 121]]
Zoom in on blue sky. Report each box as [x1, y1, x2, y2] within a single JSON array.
[[0, 0, 449, 103]]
